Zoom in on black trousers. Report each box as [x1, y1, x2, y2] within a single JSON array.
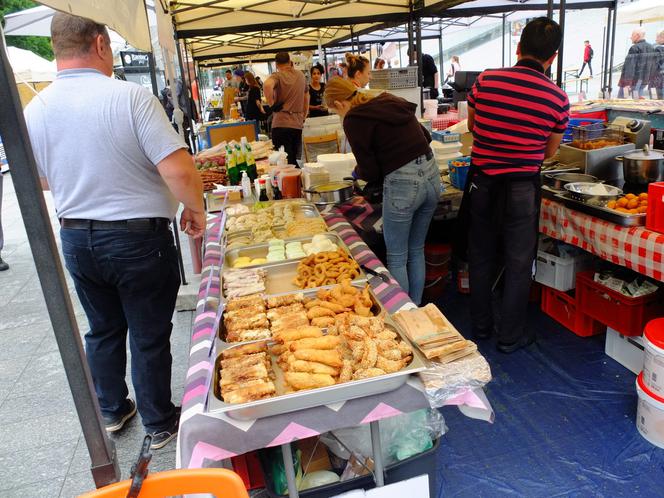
[[468, 173, 539, 344], [579, 61, 593, 76], [272, 127, 302, 166]]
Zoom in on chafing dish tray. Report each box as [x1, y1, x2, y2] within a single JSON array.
[[554, 193, 645, 227]]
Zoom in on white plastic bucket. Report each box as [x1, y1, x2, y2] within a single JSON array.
[[643, 318, 664, 398], [636, 373, 664, 449], [423, 99, 438, 120]]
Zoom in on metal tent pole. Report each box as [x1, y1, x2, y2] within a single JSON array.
[[502, 14, 506, 67], [555, 0, 566, 88], [547, 0, 554, 19], [601, 22, 608, 92], [607, 0, 618, 94], [438, 21, 444, 81], [0, 26, 120, 489], [148, 52, 160, 97], [415, 16, 423, 115]]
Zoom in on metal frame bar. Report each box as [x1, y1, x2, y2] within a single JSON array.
[[0, 25, 120, 489], [555, 0, 566, 88]]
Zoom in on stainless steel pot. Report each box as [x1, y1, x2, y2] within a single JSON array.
[[543, 172, 599, 191], [616, 145, 664, 185], [303, 181, 354, 205]]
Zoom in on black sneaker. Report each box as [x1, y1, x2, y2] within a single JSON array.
[[496, 334, 536, 354], [0, 257, 9, 271], [149, 408, 180, 450], [104, 398, 137, 433]]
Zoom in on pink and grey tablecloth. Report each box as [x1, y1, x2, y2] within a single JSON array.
[[176, 205, 492, 469]]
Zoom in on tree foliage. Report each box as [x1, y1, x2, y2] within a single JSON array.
[[0, 0, 54, 60]]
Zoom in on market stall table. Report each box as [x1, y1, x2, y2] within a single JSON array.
[[176, 204, 493, 497], [540, 198, 664, 282]]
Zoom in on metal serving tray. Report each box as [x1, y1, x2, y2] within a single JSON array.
[[555, 193, 646, 227], [209, 318, 425, 420], [224, 232, 344, 271], [219, 281, 380, 343]]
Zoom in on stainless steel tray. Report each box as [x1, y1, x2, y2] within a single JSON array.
[[221, 259, 366, 299], [554, 193, 646, 227], [219, 281, 381, 342], [208, 317, 425, 420], [223, 232, 344, 270]]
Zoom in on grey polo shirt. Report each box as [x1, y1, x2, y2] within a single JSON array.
[[24, 68, 186, 221]]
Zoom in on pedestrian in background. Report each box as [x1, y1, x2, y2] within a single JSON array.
[[264, 52, 309, 165], [577, 40, 594, 77], [23, 12, 205, 449], [618, 29, 654, 99]]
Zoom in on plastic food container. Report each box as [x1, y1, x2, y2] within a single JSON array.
[[643, 318, 664, 397], [279, 169, 302, 199], [636, 372, 664, 449]]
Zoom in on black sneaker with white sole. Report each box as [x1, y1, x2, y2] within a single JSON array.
[[149, 408, 180, 450], [104, 398, 137, 433]]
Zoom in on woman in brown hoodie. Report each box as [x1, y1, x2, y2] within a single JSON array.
[[324, 78, 441, 304]]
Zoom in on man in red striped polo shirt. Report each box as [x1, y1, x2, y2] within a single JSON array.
[[466, 17, 570, 353]]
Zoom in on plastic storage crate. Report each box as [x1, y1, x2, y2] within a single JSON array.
[[605, 328, 645, 374], [449, 157, 471, 189], [541, 285, 606, 337], [260, 438, 439, 498], [576, 271, 663, 337], [534, 249, 592, 292], [431, 130, 461, 144], [370, 66, 418, 90]]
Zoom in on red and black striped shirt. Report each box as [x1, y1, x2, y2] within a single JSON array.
[[467, 59, 570, 176]]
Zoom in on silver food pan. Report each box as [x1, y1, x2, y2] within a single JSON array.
[[555, 193, 645, 227], [219, 281, 382, 342], [221, 258, 367, 305], [223, 232, 343, 271], [209, 319, 425, 420]]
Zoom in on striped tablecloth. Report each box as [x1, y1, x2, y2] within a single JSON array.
[[176, 206, 492, 469], [540, 198, 664, 282]]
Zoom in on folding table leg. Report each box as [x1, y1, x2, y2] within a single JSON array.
[[370, 421, 385, 487], [281, 443, 300, 498]]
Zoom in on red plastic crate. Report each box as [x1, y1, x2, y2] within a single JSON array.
[[541, 285, 605, 337], [576, 271, 663, 337], [232, 451, 265, 490]]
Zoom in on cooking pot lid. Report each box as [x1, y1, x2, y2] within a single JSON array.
[[624, 148, 664, 160]]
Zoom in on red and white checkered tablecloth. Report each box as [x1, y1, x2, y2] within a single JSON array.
[[540, 198, 664, 282], [431, 110, 460, 130]]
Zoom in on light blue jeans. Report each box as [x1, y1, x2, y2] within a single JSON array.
[[382, 154, 441, 305]]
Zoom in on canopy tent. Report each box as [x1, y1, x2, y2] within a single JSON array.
[[173, 0, 467, 37], [5, 45, 56, 82], [3, 5, 136, 53], [188, 23, 379, 61], [437, 0, 614, 16], [4, 1, 152, 52], [617, 0, 664, 24]]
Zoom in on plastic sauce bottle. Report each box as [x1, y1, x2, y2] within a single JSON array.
[[235, 143, 247, 176], [241, 171, 252, 199], [226, 145, 239, 185], [244, 140, 258, 181], [258, 178, 269, 201]]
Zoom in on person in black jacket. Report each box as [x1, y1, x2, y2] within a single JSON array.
[[324, 77, 441, 305], [243, 71, 266, 122], [652, 31, 664, 100], [618, 29, 654, 99], [308, 64, 328, 117]]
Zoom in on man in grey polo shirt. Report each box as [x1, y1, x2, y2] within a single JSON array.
[[24, 13, 205, 450]]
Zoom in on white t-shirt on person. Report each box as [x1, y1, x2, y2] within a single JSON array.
[[24, 68, 186, 221]]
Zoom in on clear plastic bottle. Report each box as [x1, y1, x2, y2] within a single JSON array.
[[241, 171, 252, 199], [226, 145, 239, 185]]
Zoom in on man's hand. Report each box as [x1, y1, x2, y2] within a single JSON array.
[[180, 207, 206, 239]]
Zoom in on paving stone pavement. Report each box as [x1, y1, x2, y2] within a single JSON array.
[[0, 172, 196, 497]]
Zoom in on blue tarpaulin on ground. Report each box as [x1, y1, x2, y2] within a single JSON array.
[[435, 291, 664, 497]]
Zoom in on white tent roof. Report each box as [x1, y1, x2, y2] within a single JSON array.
[[5, 46, 57, 82], [173, 0, 463, 37], [617, 0, 664, 24], [3, 1, 151, 52]]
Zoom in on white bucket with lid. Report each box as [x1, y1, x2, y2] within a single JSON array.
[[643, 318, 664, 398], [636, 372, 664, 449]]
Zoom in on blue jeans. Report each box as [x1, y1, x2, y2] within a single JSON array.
[[382, 155, 441, 305], [61, 227, 180, 432]]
